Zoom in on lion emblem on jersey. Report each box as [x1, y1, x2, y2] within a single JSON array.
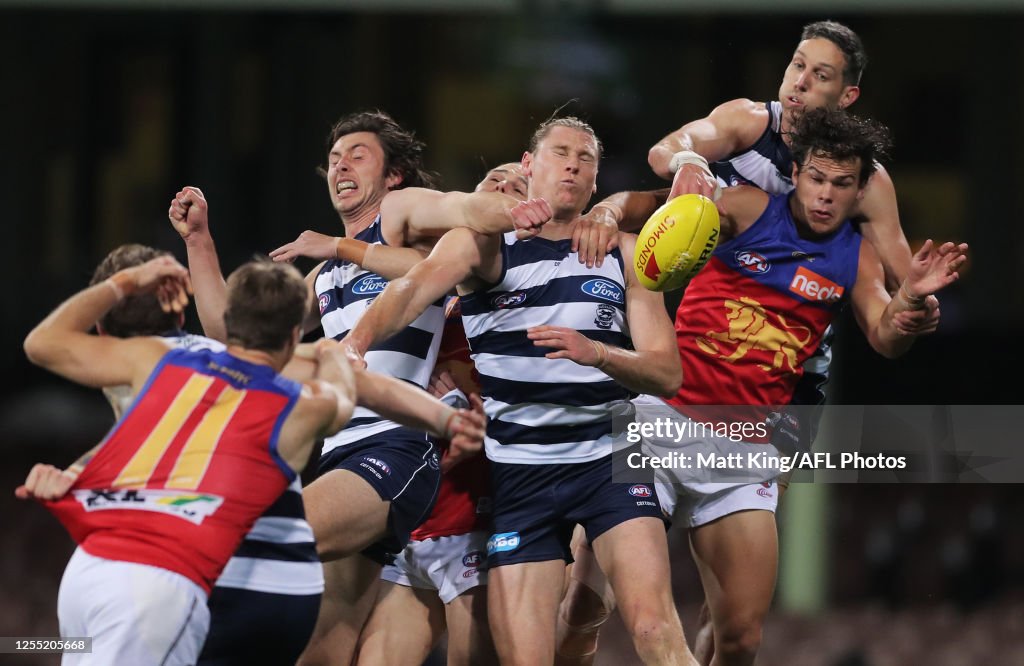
[[696, 297, 812, 373]]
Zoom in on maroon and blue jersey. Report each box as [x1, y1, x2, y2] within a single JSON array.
[[670, 193, 861, 414]]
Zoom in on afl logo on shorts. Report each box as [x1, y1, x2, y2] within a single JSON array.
[[364, 457, 391, 475], [628, 484, 652, 498], [352, 274, 388, 295], [735, 250, 770, 274], [492, 291, 527, 309], [462, 551, 483, 568], [757, 481, 774, 498], [318, 293, 331, 315]]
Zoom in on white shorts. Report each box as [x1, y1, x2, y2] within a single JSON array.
[[632, 394, 781, 528], [58, 547, 210, 666], [380, 531, 488, 604], [656, 479, 779, 528]]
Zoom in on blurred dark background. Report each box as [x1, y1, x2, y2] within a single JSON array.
[[1, 4, 1022, 665]]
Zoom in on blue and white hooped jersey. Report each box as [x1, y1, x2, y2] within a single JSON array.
[[459, 233, 633, 465], [711, 101, 794, 196], [315, 216, 445, 452], [106, 332, 322, 596]]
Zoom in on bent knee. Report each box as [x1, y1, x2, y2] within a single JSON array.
[[561, 582, 612, 630], [714, 615, 763, 658]]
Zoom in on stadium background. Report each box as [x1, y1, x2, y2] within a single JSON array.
[[1, 2, 1021, 664]]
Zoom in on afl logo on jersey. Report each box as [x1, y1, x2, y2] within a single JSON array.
[[735, 250, 771, 274], [318, 293, 331, 315], [581, 279, 624, 304], [628, 484, 653, 498], [492, 291, 527, 309], [352, 274, 388, 295]]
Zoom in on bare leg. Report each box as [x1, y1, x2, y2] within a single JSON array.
[[689, 510, 778, 666], [591, 518, 698, 666], [356, 582, 445, 666], [488, 560, 566, 666], [297, 469, 391, 665], [445, 587, 496, 666], [556, 527, 616, 666]]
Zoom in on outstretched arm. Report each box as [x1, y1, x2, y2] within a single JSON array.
[[24, 256, 190, 388], [343, 226, 497, 356], [168, 186, 229, 341], [380, 188, 548, 242], [648, 98, 765, 199], [528, 233, 682, 397], [357, 371, 486, 472], [270, 231, 428, 281], [852, 239, 968, 359], [855, 166, 913, 291]]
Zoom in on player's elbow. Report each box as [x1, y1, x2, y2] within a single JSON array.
[[23, 328, 56, 368], [653, 362, 683, 398], [648, 146, 670, 179]]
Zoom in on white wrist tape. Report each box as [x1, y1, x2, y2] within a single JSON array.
[[668, 150, 713, 176]]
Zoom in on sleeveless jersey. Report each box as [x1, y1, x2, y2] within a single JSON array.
[[47, 347, 301, 594], [711, 100, 794, 195], [708, 100, 835, 401], [460, 233, 633, 465], [411, 299, 490, 540], [315, 216, 445, 453], [670, 193, 860, 415], [105, 333, 322, 595]]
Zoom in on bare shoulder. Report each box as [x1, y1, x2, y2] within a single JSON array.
[[852, 164, 897, 221], [617, 231, 638, 261], [716, 185, 770, 238], [380, 187, 446, 242], [706, 99, 768, 148]]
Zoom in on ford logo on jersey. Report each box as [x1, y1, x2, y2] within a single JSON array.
[[581, 279, 624, 304], [487, 532, 521, 555], [352, 274, 388, 295], [735, 250, 771, 274]]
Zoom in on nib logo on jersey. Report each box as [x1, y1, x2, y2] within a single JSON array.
[[74, 488, 224, 525], [487, 531, 521, 556]]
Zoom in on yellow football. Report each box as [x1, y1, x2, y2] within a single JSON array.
[[634, 194, 721, 292]]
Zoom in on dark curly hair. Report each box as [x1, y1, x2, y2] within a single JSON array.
[[789, 108, 892, 185], [320, 110, 438, 190], [801, 20, 868, 86], [89, 244, 181, 338]]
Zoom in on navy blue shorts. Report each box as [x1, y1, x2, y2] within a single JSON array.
[[317, 427, 441, 564], [198, 587, 320, 666], [486, 453, 663, 568]]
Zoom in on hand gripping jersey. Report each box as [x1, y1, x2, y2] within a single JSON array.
[[315, 216, 445, 453], [411, 299, 490, 540], [460, 234, 633, 465], [669, 193, 860, 413], [47, 347, 302, 594]]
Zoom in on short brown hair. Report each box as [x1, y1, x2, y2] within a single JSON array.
[[801, 20, 868, 86], [223, 260, 309, 352], [89, 244, 180, 338]]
